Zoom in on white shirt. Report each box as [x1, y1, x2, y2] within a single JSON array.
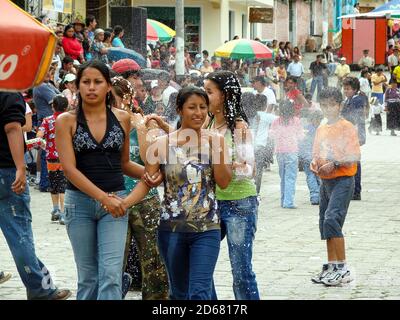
[[287, 62, 305, 77], [388, 54, 399, 67], [53, 55, 62, 83], [24, 103, 32, 141], [260, 87, 277, 106], [162, 85, 178, 106], [359, 77, 371, 94], [327, 52, 335, 63]]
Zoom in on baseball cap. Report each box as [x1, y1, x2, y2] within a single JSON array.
[[112, 59, 141, 74], [151, 80, 159, 89], [94, 28, 105, 37], [340, 57, 346, 61], [63, 73, 76, 83]]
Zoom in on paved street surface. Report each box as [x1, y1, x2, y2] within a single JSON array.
[[1, 126, 399, 300]]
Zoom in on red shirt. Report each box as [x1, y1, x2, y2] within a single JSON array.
[[62, 37, 83, 60], [38, 112, 62, 160], [286, 89, 303, 116], [211, 62, 221, 70]]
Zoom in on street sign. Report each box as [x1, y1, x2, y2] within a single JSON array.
[[249, 7, 273, 24]]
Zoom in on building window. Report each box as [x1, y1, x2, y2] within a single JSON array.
[[288, 0, 296, 44], [242, 14, 247, 38], [310, 0, 315, 35], [229, 10, 235, 40], [250, 23, 257, 40]]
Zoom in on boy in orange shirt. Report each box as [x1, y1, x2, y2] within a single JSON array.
[[310, 87, 361, 286]]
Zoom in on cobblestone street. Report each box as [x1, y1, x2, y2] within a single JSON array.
[[1, 127, 399, 300]]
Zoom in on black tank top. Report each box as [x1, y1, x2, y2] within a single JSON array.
[[67, 106, 126, 192]]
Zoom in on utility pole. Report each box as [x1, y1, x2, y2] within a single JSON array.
[[322, 0, 328, 49], [175, 0, 185, 78]]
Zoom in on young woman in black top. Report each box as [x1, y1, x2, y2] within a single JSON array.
[[56, 60, 161, 300]]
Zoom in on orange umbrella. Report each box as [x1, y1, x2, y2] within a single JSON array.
[[0, 0, 57, 91]]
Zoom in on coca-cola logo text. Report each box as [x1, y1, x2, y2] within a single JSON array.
[[0, 54, 18, 81]]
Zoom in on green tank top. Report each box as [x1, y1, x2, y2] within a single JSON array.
[[124, 128, 158, 199], [208, 120, 257, 201]]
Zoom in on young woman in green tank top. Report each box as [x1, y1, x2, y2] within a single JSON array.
[[111, 77, 168, 300], [204, 71, 260, 300]]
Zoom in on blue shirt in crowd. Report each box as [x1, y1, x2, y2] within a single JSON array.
[[32, 82, 60, 120]]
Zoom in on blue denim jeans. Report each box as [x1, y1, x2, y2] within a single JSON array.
[[319, 176, 354, 240], [327, 63, 337, 76], [214, 196, 260, 300], [39, 144, 49, 191], [277, 153, 298, 208], [354, 162, 362, 195], [157, 229, 220, 300], [310, 75, 324, 100], [303, 160, 321, 203], [64, 189, 128, 300], [0, 168, 57, 299]]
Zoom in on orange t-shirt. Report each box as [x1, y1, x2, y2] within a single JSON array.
[[312, 118, 361, 180]]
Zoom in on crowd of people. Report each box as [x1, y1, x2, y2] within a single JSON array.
[[1, 12, 399, 300]]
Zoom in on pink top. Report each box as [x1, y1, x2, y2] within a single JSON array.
[[270, 117, 304, 153]]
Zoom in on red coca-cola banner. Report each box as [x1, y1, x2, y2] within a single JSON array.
[[0, 0, 57, 91]]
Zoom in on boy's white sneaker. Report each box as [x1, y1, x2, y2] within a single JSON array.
[[311, 264, 333, 284], [322, 267, 353, 286]]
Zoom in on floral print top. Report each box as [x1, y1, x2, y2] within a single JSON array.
[[38, 112, 63, 160], [160, 140, 219, 233]]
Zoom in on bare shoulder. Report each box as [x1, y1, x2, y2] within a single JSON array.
[[56, 110, 77, 124], [131, 113, 145, 128], [112, 107, 130, 122]]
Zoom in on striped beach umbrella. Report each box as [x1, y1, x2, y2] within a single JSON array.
[[215, 39, 273, 60], [147, 19, 176, 43], [147, 19, 176, 42]]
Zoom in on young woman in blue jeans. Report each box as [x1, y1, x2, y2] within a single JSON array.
[[56, 61, 161, 300], [120, 87, 232, 300], [204, 71, 260, 300]]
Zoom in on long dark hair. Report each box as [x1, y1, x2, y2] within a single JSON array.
[[111, 76, 143, 115], [63, 24, 75, 38], [76, 60, 112, 111], [176, 87, 209, 130], [205, 70, 248, 135], [165, 91, 179, 122], [113, 25, 124, 38], [176, 86, 209, 112]]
